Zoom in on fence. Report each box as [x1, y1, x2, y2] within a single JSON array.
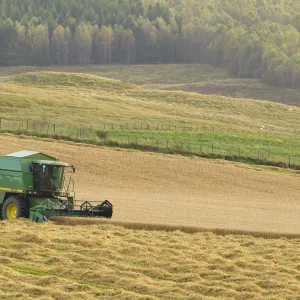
[[1, 118, 300, 168], [1, 118, 300, 136]]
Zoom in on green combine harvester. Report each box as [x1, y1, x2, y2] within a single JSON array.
[[0, 151, 113, 222]]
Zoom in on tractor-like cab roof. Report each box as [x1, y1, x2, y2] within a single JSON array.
[[0, 150, 68, 172]]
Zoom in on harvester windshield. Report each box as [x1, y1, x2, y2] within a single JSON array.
[[32, 164, 65, 191]]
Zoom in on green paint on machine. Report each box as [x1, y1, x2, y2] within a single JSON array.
[[0, 150, 113, 222]]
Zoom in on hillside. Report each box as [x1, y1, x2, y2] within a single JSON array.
[[1, 134, 300, 234], [2, 71, 300, 133], [1, 65, 300, 106]]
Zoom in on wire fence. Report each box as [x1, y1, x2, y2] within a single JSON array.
[[2, 118, 300, 136], [1, 118, 300, 168]]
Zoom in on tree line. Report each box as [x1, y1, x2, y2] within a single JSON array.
[[0, 0, 300, 88]]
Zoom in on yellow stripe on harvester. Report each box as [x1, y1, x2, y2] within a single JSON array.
[[0, 187, 24, 193]]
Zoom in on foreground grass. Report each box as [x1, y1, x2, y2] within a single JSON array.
[[1, 220, 300, 299]]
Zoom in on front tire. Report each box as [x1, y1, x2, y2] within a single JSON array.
[[1, 196, 29, 220]]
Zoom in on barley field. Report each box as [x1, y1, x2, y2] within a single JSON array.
[[1, 134, 300, 235]]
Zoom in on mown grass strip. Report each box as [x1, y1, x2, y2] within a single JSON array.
[[1, 128, 300, 170]]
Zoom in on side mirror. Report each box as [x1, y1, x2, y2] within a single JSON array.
[[29, 164, 34, 172]]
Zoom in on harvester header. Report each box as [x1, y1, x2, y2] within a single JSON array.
[[0, 150, 113, 222]]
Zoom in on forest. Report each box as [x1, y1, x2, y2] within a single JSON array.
[[0, 0, 300, 88]]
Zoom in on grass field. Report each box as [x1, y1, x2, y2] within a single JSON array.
[[1, 220, 300, 299], [2, 71, 300, 133]]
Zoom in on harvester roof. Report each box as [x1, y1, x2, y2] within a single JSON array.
[[6, 150, 46, 158], [0, 150, 68, 172]]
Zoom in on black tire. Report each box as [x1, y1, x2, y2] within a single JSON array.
[[1, 195, 29, 220]]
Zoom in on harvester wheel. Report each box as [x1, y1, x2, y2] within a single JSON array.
[[1, 196, 29, 220]]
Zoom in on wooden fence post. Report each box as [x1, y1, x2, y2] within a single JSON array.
[[0, 118, 2, 128]]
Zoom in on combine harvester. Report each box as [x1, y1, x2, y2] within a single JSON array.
[[0, 151, 113, 222]]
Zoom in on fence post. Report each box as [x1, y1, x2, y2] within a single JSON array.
[[0, 118, 2, 128], [200, 145, 203, 154], [53, 123, 56, 133]]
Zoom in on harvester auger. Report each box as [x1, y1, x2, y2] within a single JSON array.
[[0, 151, 113, 222]]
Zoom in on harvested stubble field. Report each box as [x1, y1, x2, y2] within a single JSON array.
[[2, 220, 300, 299], [1, 134, 300, 235]]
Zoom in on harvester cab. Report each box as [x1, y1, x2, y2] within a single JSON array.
[[0, 150, 113, 222]]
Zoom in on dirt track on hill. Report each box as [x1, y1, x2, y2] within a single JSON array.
[[1, 135, 300, 234]]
